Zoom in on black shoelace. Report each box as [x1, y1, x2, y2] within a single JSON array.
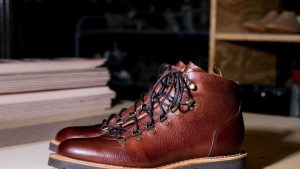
[[106, 65, 197, 146], [100, 63, 174, 132]]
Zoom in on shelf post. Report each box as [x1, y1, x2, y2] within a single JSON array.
[[209, 0, 217, 73]]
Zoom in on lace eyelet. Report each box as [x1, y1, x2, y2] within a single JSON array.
[[189, 106, 195, 111], [132, 130, 142, 141], [147, 124, 156, 134], [169, 105, 181, 116], [159, 115, 169, 126], [169, 105, 177, 112], [186, 98, 196, 111], [117, 136, 127, 146], [174, 109, 181, 116], [188, 83, 197, 91], [186, 98, 195, 105]]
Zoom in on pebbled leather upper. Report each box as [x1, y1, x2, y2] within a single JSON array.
[[56, 61, 245, 168]]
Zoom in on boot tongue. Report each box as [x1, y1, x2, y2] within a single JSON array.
[[184, 61, 206, 73], [172, 60, 186, 71]]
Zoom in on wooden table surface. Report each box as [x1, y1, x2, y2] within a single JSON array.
[[244, 113, 300, 169], [0, 109, 299, 169]]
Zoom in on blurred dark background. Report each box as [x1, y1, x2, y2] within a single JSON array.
[[5, 0, 209, 99], [0, 0, 299, 117]]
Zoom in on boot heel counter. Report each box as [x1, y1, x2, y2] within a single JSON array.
[[209, 111, 245, 156]]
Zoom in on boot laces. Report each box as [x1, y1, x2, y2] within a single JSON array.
[[106, 65, 196, 145], [101, 63, 173, 131]]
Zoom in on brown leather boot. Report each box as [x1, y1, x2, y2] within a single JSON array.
[[49, 61, 187, 152], [48, 62, 246, 169]]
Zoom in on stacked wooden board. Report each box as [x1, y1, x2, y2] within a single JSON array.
[[0, 59, 115, 122]]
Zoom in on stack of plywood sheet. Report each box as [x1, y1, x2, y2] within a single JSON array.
[[0, 59, 115, 122]]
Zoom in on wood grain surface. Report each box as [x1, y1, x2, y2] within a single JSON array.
[[215, 41, 276, 85], [216, 0, 281, 33]]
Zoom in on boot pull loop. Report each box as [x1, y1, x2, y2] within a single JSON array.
[[213, 65, 223, 77]]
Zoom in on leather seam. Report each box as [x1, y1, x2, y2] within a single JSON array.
[[207, 105, 241, 157]]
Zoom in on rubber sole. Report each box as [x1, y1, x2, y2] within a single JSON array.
[[48, 152, 247, 169], [49, 139, 60, 152]]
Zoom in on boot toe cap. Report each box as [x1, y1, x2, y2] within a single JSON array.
[[55, 124, 103, 143], [56, 137, 117, 164]]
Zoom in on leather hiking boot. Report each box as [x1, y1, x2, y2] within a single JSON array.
[[49, 61, 187, 152], [48, 62, 246, 169]]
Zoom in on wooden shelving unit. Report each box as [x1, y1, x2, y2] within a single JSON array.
[[209, 0, 299, 85], [215, 33, 300, 43]]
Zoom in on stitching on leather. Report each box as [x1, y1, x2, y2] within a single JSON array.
[[207, 105, 242, 157]]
